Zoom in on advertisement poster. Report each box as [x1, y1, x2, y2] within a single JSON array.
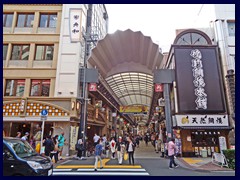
[[175, 138, 182, 155], [70, 126, 79, 150]]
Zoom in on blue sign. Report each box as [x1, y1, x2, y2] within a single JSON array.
[[41, 109, 48, 116]]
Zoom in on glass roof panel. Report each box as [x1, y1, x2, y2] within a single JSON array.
[[106, 72, 153, 107]]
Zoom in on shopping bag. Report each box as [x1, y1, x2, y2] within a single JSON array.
[[35, 143, 40, 153], [52, 155, 55, 163], [124, 152, 128, 160]]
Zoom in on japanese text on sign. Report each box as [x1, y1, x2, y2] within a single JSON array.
[[175, 114, 229, 126]]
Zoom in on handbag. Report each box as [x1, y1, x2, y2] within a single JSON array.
[[75, 143, 81, 150], [124, 152, 128, 160]]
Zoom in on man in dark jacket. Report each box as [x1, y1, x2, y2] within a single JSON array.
[[43, 135, 54, 156]]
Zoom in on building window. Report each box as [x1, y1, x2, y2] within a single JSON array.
[[30, 79, 50, 96], [5, 79, 25, 97], [39, 13, 57, 28], [11, 45, 30, 60], [3, 44, 8, 60], [17, 13, 34, 27], [35, 45, 54, 60], [3, 13, 13, 27], [227, 22, 235, 37]]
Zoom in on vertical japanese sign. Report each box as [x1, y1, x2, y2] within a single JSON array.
[[190, 49, 207, 110], [70, 126, 79, 150], [69, 9, 82, 42], [174, 47, 226, 113]]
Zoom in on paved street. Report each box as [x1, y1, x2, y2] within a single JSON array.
[[53, 141, 235, 176]]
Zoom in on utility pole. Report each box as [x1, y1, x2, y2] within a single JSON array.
[[79, 4, 93, 157]]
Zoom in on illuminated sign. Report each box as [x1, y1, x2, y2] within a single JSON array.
[[120, 106, 148, 114]]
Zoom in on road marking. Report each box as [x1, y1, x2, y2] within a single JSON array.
[[76, 168, 146, 172], [53, 169, 72, 171], [56, 165, 142, 169], [53, 172, 149, 176], [182, 158, 203, 164]]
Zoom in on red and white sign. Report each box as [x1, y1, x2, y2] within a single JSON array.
[[155, 84, 163, 92], [89, 83, 97, 91]]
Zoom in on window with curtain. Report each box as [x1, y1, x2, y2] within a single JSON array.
[[5, 79, 25, 96], [30, 79, 50, 96], [11, 45, 30, 60], [35, 45, 54, 60]]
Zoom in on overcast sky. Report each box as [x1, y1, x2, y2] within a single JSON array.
[[105, 4, 210, 52]]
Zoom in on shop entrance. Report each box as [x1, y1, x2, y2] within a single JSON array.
[[11, 122, 31, 137]]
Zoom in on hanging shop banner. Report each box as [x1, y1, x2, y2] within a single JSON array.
[[120, 106, 148, 114], [175, 114, 229, 127], [69, 9, 83, 42], [70, 126, 79, 150], [174, 47, 226, 113]]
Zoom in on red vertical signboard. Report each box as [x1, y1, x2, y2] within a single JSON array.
[[89, 83, 97, 91], [155, 84, 163, 92]]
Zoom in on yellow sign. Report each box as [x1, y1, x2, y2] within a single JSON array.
[[120, 106, 148, 113]]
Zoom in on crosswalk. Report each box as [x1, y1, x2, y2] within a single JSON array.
[[53, 167, 150, 176]]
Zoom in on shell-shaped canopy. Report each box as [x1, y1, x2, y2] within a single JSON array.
[[88, 29, 163, 78], [88, 29, 164, 109]]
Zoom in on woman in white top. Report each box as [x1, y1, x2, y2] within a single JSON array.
[[110, 137, 116, 159], [126, 136, 136, 165]]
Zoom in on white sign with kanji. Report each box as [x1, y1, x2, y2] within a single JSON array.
[[175, 114, 229, 126], [69, 9, 82, 42]]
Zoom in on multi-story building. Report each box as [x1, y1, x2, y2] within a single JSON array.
[[3, 4, 110, 156], [195, 4, 235, 145]]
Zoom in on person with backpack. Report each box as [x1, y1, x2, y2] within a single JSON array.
[[94, 139, 103, 171]]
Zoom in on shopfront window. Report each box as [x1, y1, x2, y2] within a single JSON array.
[[191, 130, 219, 147]]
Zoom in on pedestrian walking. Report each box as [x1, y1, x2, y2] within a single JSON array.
[[93, 133, 100, 147], [105, 138, 110, 158], [76, 138, 84, 160], [58, 132, 65, 160], [16, 132, 21, 138], [94, 139, 103, 171], [126, 136, 135, 165], [50, 135, 59, 163], [168, 138, 179, 169], [110, 137, 116, 159], [29, 136, 36, 149], [21, 132, 29, 142], [144, 134, 149, 146], [44, 135, 54, 157], [116, 137, 125, 165]]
